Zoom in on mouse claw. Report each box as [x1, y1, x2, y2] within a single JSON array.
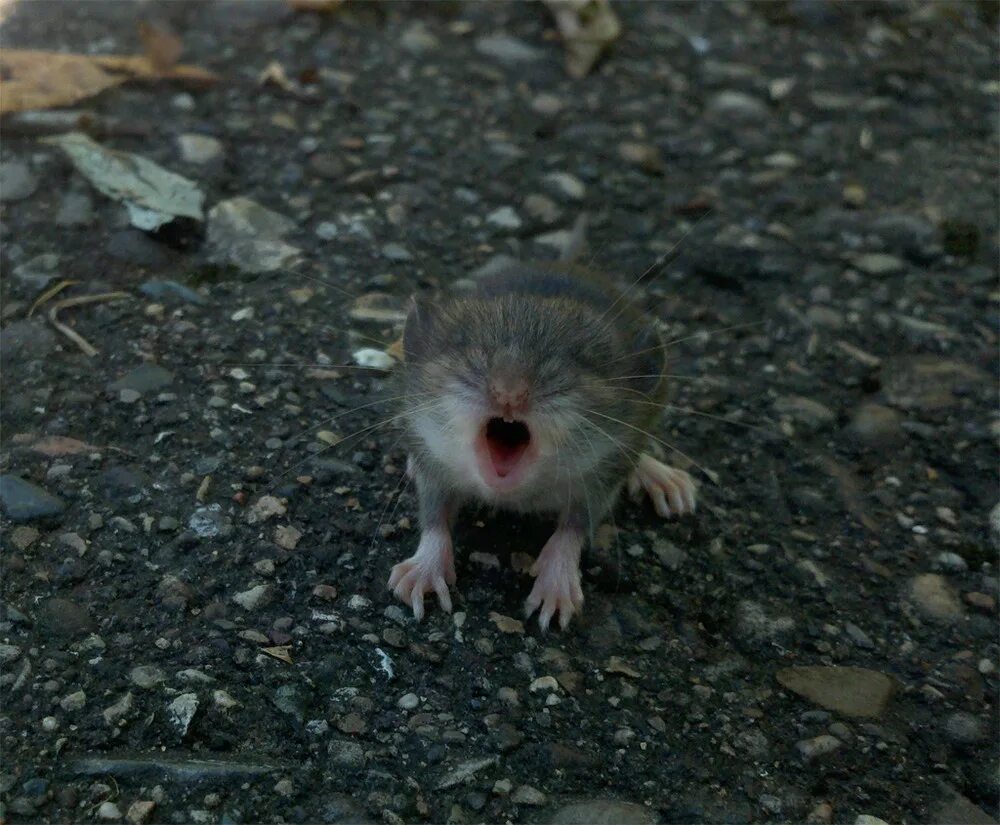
[[524, 536, 584, 632], [387, 528, 456, 620], [629, 453, 697, 518]]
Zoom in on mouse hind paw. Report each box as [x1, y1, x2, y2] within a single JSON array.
[[628, 453, 697, 518]]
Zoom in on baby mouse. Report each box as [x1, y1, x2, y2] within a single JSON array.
[[387, 248, 697, 630]]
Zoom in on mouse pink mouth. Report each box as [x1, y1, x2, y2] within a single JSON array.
[[476, 416, 534, 489]]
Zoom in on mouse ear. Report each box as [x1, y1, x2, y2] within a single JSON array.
[[402, 294, 440, 362]]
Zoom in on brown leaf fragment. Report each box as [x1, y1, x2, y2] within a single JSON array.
[[262, 645, 293, 664], [543, 0, 622, 79], [0, 49, 219, 115], [29, 436, 98, 458], [138, 21, 183, 72], [0, 51, 125, 114]]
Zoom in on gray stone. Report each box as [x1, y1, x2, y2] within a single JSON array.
[[0, 159, 38, 201], [871, 213, 941, 262], [774, 395, 835, 432], [0, 475, 66, 522], [707, 90, 770, 122], [166, 693, 199, 736], [138, 280, 207, 306], [733, 600, 795, 648], [12, 254, 61, 289], [98, 801, 122, 820], [178, 134, 223, 165], [69, 755, 280, 782], [927, 784, 998, 825], [944, 711, 984, 745], [882, 357, 987, 411], [543, 172, 586, 202], [549, 800, 657, 825], [102, 692, 133, 725], [55, 192, 94, 226], [327, 737, 365, 769], [321, 795, 376, 824], [272, 684, 308, 723], [60, 690, 87, 711], [381, 242, 412, 262], [188, 504, 233, 539], [107, 229, 173, 268], [475, 34, 544, 64], [232, 584, 272, 611], [853, 252, 905, 277], [907, 574, 964, 623], [776, 666, 895, 718], [437, 756, 499, 789], [130, 665, 166, 689], [400, 21, 439, 54], [0, 320, 58, 366], [0, 644, 22, 664], [795, 734, 842, 760], [848, 404, 903, 447], [512, 786, 546, 806], [36, 597, 94, 637], [108, 364, 174, 395], [207, 197, 300, 274], [844, 622, 874, 649], [486, 206, 522, 230]]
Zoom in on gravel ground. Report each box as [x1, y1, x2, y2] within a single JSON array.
[[1, 2, 998, 823]]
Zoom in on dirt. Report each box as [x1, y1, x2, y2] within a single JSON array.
[[1, 2, 997, 823]]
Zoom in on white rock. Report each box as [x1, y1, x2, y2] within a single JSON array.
[[352, 348, 395, 371], [166, 692, 199, 736], [397, 692, 420, 710], [178, 134, 223, 165], [98, 801, 122, 820], [232, 584, 273, 611], [486, 206, 522, 230]]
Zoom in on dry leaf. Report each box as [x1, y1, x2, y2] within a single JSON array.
[[489, 612, 525, 634], [29, 436, 98, 457], [138, 21, 184, 72], [0, 51, 125, 114], [0, 49, 219, 115], [258, 61, 296, 93], [605, 656, 641, 678], [543, 0, 622, 79], [262, 645, 294, 664], [91, 55, 218, 87]]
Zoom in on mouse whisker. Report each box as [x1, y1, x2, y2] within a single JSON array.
[[592, 210, 714, 334], [581, 407, 714, 482], [618, 396, 778, 435], [212, 362, 399, 370], [265, 398, 443, 490], [597, 320, 770, 370], [597, 374, 721, 385], [284, 268, 361, 301], [369, 437, 413, 555], [277, 392, 434, 454]]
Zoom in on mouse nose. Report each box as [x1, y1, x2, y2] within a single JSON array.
[[489, 374, 530, 420]]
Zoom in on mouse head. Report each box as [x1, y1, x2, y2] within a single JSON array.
[[400, 291, 658, 501]]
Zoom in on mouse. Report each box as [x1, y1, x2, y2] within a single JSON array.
[[386, 251, 697, 630]]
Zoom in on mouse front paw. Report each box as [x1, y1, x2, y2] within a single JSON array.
[[523, 528, 584, 631], [628, 453, 697, 518], [387, 528, 456, 621]]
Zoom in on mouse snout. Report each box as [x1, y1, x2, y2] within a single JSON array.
[[488, 373, 531, 421]]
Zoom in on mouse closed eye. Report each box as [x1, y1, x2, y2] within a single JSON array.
[[387, 263, 699, 630]]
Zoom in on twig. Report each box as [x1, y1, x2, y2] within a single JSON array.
[[46, 292, 131, 357], [27, 279, 77, 316]]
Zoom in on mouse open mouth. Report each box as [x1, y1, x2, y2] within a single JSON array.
[[484, 416, 531, 478]]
